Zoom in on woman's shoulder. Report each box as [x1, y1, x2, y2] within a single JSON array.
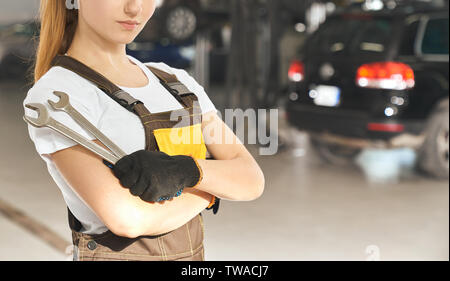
[[143, 61, 193, 80], [142, 61, 218, 115], [25, 66, 98, 105], [31, 66, 93, 92]]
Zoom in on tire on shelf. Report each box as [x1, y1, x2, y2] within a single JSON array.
[[309, 135, 361, 166], [160, 2, 200, 44], [417, 98, 449, 180]]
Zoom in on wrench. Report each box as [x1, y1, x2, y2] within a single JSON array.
[[23, 103, 120, 165], [48, 91, 127, 159]]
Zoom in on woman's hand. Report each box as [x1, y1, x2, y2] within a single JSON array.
[[112, 150, 203, 202]]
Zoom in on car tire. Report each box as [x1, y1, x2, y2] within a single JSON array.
[[309, 136, 361, 166], [161, 4, 199, 44], [417, 98, 449, 180]]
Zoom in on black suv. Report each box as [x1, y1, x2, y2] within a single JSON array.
[[285, 3, 449, 179]]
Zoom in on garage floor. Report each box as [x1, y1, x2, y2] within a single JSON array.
[[0, 80, 448, 261]]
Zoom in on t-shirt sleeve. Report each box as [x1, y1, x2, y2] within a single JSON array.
[[23, 82, 101, 157], [146, 62, 218, 115]]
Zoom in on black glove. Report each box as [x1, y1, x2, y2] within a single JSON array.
[[112, 150, 203, 202], [206, 197, 220, 215]]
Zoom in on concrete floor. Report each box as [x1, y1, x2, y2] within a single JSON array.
[[0, 79, 448, 261]]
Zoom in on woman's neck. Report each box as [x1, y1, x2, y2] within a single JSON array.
[[66, 18, 131, 73]]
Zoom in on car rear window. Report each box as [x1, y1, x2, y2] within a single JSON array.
[[307, 15, 393, 56], [421, 18, 449, 55]]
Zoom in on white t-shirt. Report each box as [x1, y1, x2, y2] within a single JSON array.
[[23, 54, 218, 234]]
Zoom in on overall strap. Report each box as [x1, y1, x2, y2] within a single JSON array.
[[146, 65, 194, 109], [50, 55, 192, 113], [51, 54, 199, 152], [51, 55, 143, 114], [147, 66, 193, 96]]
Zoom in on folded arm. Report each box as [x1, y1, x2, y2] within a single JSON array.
[[194, 111, 265, 201], [50, 112, 264, 238], [51, 140, 212, 238]]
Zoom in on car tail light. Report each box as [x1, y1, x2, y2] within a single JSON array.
[[288, 60, 304, 82], [356, 62, 415, 90], [367, 123, 405, 132]]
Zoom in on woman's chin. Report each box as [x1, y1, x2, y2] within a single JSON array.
[[112, 34, 139, 45]]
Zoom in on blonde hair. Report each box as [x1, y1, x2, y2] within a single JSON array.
[[32, 0, 78, 83]]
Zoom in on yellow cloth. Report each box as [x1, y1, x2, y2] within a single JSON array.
[[153, 123, 207, 160]]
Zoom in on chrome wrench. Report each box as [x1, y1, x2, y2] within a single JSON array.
[[48, 91, 127, 159], [23, 103, 120, 165]]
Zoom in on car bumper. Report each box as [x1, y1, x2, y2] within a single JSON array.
[[286, 102, 426, 148]]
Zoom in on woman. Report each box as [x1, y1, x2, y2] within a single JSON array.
[[23, 0, 264, 261]]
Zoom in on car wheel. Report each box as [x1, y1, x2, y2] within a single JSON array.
[[164, 5, 198, 44], [309, 136, 361, 165], [418, 99, 449, 179]]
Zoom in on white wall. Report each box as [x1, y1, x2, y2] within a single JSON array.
[[0, 0, 40, 24]]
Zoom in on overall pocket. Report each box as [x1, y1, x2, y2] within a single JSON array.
[[153, 123, 207, 160]]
